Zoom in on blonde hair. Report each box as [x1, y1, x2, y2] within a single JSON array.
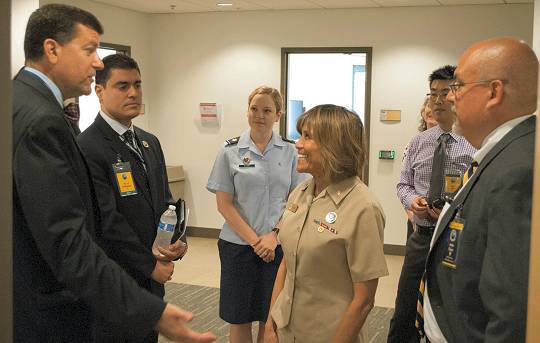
[[247, 86, 283, 114], [296, 104, 366, 182], [418, 96, 430, 131]]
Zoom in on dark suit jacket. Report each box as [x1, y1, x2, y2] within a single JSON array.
[[426, 116, 535, 343], [12, 69, 165, 342], [77, 114, 177, 299]]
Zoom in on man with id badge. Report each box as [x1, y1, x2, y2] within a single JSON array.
[[422, 38, 537, 343], [390, 66, 476, 343], [78, 54, 188, 342]]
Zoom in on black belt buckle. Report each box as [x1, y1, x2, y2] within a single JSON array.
[[417, 225, 435, 235]]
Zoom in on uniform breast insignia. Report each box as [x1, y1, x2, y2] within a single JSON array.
[[314, 219, 338, 234], [225, 136, 240, 146], [281, 136, 296, 144], [239, 153, 255, 168], [325, 211, 337, 224], [287, 203, 299, 213], [141, 140, 149, 148]]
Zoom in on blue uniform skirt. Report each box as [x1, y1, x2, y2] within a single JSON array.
[[217, 239, 283, 324]]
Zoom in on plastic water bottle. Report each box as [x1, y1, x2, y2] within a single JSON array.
[[152, 205, 177, 255]]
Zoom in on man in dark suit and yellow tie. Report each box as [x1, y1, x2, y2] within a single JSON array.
[[422, 37, 537, 343], [77, 54, 188, 342], [12, 3, 214, 342]]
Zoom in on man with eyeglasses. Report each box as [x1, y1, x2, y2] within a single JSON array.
[[389, 65, 476, 343], [422, 38, 537, 343]]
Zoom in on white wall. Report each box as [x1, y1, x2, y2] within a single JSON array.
[[39, 0, 152, 129], [535, 0, 540, 55], [19, 2, 533, 245], [11, 0, 38, 77], [147, 5, 532, 245]]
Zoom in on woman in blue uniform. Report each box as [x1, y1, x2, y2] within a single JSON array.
[[207, 86, 306, 343]]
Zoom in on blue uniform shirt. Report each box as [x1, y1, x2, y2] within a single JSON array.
[[207, 130, 308, 245]]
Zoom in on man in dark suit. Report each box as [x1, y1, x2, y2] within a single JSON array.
[[77, 54, 188, 342], [12, 4, 214, 342], [422, 37, 537, 343]]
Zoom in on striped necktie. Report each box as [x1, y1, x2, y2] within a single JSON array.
[[123, 130, 145, 164]]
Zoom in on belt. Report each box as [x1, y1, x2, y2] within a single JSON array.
[[416, 224, 435, 235]]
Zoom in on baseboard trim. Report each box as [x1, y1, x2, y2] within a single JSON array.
[[187, 226, 406, 256], [187, 226, 220, 239], [383, 244, 406, 256]]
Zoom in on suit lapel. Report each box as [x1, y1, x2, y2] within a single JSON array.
[[16, 70, 102, 222], [431, 116, 536, 248], [431, 168, 480, 244], [94, 115, 154, 208], [17, 70, 80, 139]]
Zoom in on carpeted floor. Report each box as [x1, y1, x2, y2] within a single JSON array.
[[160, 283, 393, 343]]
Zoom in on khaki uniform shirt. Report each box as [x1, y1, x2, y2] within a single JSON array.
[[271, 176, 389, 343]]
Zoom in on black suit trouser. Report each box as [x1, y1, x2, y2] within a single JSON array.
[[387, 227, 433, 343]]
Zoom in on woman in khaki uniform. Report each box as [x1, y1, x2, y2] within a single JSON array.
[[264, 105, 389, 343]]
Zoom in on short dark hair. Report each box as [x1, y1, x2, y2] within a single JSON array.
[[429, 65, 456, 86], [24, 4, 103, 61], [96, 54, 140, 86]]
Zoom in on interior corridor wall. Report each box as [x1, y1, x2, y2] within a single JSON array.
[[39, 0, 152, 130], [11, 0, 38, 77], [147, 4, 532, 246], [534, 0, 540, 54]]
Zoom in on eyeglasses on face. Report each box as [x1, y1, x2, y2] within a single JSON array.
[[426, 89, 451, 101], [448, 79, 509, 94]]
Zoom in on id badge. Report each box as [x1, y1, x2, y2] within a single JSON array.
[[444, 170, 462, 196], [441, 215, 465, 269], [113, 161, 138, 197]]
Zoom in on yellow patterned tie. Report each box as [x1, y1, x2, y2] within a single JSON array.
[[415, 274, 426, 337], [463, 160, 478, 185]]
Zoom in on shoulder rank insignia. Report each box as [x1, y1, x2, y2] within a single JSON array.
[[281, 136, 295, 144], [225, 136, 240, 146]]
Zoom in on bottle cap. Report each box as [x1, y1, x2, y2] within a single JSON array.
[[169, 205, 176, 211]]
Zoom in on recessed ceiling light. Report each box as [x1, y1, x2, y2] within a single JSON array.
[[217, 2, 233, 6]]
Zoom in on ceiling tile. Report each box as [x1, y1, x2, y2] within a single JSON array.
[[91, 0, 209, 13], [243, 0, 322, 9], [184, 0, 265, 11], [372, 0, 440, 6], [91, 0, 530, 13], [438, 0, 504, 4], [310, 0, 379, 8]]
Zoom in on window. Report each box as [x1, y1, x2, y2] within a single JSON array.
[[280, 47, 372, 182]]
